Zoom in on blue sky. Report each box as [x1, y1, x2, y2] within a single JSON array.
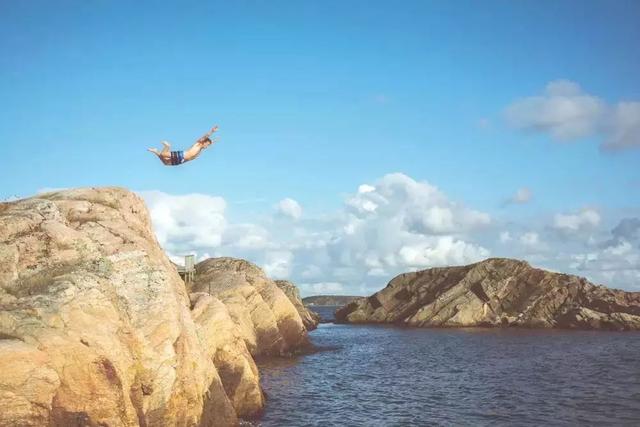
[[2, 1, 640, 294]]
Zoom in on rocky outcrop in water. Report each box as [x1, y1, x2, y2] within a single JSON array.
[[188, 292, 264, 419], [190, 258, 310, 356], [187, 258, 312, 418], [0, 188, 312, 426], [335, 258, 640, 330], [275, 280, 320, 331]]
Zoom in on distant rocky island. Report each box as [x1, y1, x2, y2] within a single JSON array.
[[336, 258, 640, 330], [302, 295, 363, 306], [0, 188, 317, 426]]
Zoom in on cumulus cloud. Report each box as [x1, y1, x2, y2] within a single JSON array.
[[346, 173, 490, 235], [299, 282, 344, 295], [611, 218, 640, 242], [139, 174, 494, 293], [505, 80, 604, 140], [263, 251, 293, 279], [398, 237, 489, 268], [603, 102, 640, 150], [141, 191, 227, 255], [139, 178, 639, 294], [519, 232, 540, 247], [553, 208, 601, 233], [505, 80, 640, 150], [505, 187, 532, 205], [276, 198, 302, 220], [569, 240, 640, 290], [499, 231, 512, 243]]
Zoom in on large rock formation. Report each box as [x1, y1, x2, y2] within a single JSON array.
[[336, 258, 640, 330], [188, 292, 264, 419], [275, 280, 320, 331], [190, 258, 310, 356], [0, 188, 300, 427]]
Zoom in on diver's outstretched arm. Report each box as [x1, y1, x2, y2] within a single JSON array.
[[197, 125, 219, 143]]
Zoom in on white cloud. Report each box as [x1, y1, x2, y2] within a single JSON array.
[[299, 282, 344, 295], [553, 208, 601, 233], [139, 175, 492, 293], [276, 198, 302, 220], [140, 191, 227, 255], [397, 237, 489, 268], [506, 187, 532, 205], [358, 184, 376, 194], [263, 251, 293, 279], [347, 173, 490, 235], [139, 180, 640, 294], [603, 102, 640, 150], [222, 223, 270, 249], [505, 80, 640, 150], [519, 232, 540, 247], [499, 231, 512, 243], [505, 80, 604, 140]]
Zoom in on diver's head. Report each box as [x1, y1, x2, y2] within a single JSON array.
[[199, 137, 213, 147]]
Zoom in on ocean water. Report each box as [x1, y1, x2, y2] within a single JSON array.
[[251, 306, 640, 426]]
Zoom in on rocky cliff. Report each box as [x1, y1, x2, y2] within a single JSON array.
[[335, 258, 640, 330], [275, 280, 320, 331], [0, 188, 310, 427], [190, 258, 310, 356]]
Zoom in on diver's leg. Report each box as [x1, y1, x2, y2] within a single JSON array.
[[148, 147, 171, 164], [161, 141, 171, 155]]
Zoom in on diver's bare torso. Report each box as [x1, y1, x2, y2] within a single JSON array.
[[148, 125, 219, 166]]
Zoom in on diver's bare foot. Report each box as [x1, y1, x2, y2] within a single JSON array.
[[161, 141, 171, 149]]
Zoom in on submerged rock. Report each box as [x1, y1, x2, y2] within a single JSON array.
[[335, 258, 640, 330], [0, 188, 237, 426], [275, 280, 320, 331]]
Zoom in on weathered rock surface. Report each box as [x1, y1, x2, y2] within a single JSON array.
[[189, 292, 264, 419], [275, 280, 320, 331], [336, 258, 640, 330], [0, 188, 240, 426], [191, 258, 310, 356]]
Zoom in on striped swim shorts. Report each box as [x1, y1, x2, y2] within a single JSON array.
[[170, 151, 185, 166]]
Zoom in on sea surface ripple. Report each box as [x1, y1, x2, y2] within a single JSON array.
[[251, 306, 640, 426]]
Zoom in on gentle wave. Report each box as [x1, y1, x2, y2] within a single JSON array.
[[253, 324, 640, 426]]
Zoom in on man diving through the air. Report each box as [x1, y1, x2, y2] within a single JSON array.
[[148, 125, 219, 166]]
